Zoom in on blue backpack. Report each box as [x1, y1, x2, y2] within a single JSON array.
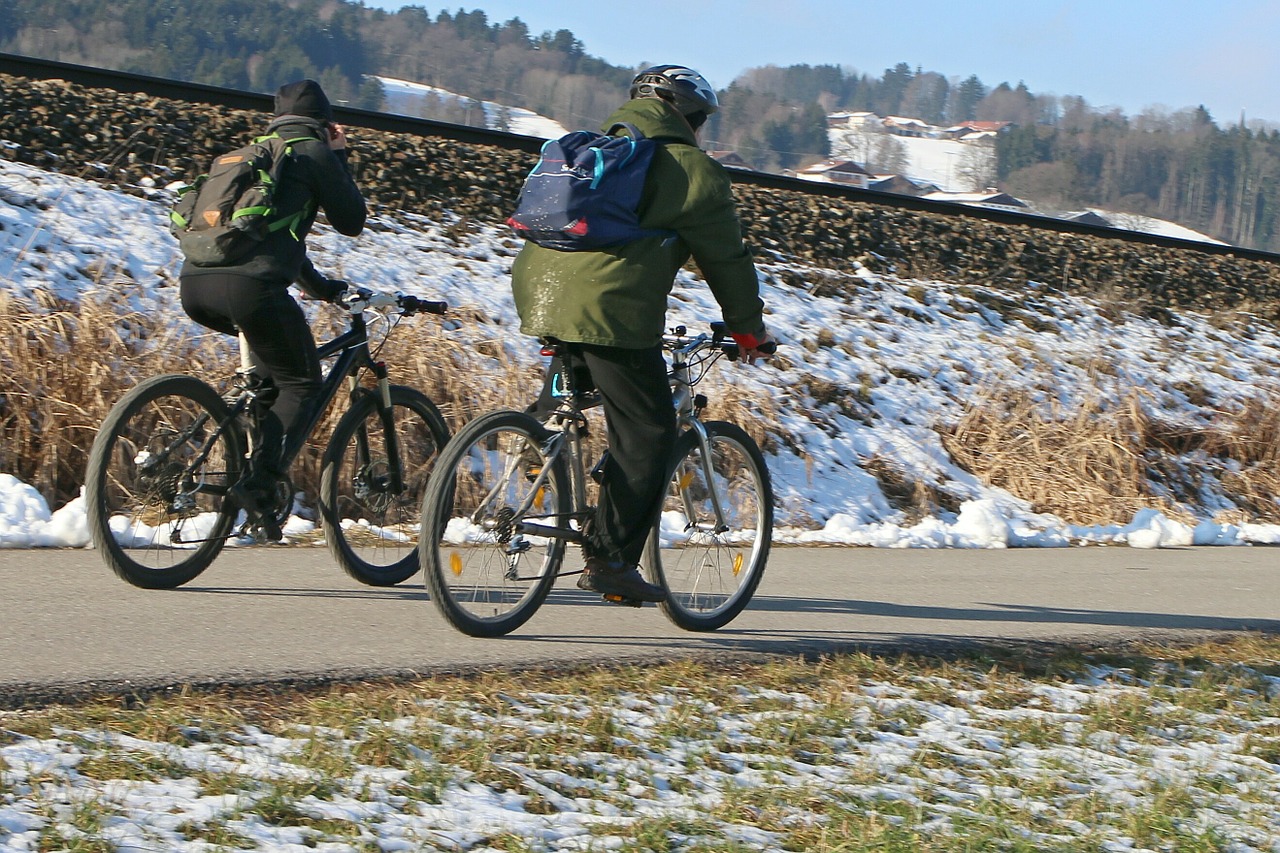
[[507, 122, 675, 251]]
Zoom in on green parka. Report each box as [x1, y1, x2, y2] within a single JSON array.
[[511, 98, 764, 349]]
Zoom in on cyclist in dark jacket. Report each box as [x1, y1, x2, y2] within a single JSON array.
[[179, 79, 366, 539], [512, 64, 775, 602]]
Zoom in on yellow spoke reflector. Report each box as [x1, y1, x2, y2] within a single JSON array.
[[535, 487, 545, 504], [733, 553, 744, 575], [678, 471, 695, 490], [450, 553, 463, 575]]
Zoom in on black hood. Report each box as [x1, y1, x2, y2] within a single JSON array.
[[273, 79, 332, 122]]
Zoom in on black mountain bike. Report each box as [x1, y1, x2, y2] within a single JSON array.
[[85, 288, 450, 589], [419, 323, 774, 637]]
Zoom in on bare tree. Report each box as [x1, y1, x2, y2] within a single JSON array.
[[869, 135, 908, 175], [956, 143, 997, 191]]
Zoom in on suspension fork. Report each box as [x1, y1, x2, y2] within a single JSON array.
[[371, 358, 404, 491], [355, 361, 406, 494]]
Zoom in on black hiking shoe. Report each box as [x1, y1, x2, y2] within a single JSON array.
[[577, 557, 666, 603], [230, 477, 284, 542]]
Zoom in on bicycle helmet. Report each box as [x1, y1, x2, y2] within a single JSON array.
[[629, 64, 720, 116]]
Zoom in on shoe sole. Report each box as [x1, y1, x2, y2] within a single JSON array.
[[576, 576, 666, 603]]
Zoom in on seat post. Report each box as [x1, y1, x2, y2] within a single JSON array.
[[238, 332, 253, 376]]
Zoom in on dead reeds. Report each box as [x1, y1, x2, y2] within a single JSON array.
[[942, 384, 1280, 526]]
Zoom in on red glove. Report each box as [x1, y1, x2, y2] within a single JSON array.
[[730, 328, 777, 363]]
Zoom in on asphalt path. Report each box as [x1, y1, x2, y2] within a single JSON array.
[[1, 545, 1277, 706]]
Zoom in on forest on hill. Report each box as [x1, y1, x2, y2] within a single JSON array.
[[3, 0, 1280, 251]]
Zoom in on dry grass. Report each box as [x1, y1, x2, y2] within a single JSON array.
[[15, 291, 1280, 527], [942, 384, 1280, 525], [0, 290, 222, 503], [0, 293, 536, 509], [862, 456, 962, 524], [942, 388, 1161, 526], [6, 638, 1280, 852], [9, 296, 774, 511], [1192, 392, 1280, 522]]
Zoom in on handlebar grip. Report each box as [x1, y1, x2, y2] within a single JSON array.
[[393, 295, 449, 315], [721, 339, 778, 361]]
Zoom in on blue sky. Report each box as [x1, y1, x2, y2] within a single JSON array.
[[363, 1, 1280, 125]]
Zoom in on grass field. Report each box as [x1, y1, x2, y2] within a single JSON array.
[[3, 637, 1280, 851]]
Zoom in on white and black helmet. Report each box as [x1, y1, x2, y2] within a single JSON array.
[[629, 64, 720, 116]]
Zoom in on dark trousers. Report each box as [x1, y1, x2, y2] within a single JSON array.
[[180, 273, 322, 476], [532, 343, 678, 566]]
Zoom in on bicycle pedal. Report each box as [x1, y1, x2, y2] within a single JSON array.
[[602, 593, 643, 608]]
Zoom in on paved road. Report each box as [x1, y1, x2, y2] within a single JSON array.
[[1, 545, 1276, 705]]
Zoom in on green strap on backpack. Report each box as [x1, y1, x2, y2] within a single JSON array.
[[169, 132, 316, 267]]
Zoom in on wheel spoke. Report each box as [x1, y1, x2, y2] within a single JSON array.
[[322, 388, 448, 586], [421, 412, 566, 636], [86, 376, 242, 589], [645, 422, 773, 631]]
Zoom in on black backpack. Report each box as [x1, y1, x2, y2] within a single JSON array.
[[507, 122, 674, 251], [169, 132, 314, 266]]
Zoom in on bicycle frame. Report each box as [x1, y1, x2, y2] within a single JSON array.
[[511, 328, 735, 547], [233, 303, 404, 486], [168, 300, 410, 516]]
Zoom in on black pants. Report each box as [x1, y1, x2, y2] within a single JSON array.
[[180, 273, 322, 476], [532, 343, 677, 566]]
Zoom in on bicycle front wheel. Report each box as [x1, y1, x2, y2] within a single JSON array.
[[85, 374, 244, 589], [320, 385, 450, 586], [643, 421, 773, 631], [419, 411, 568, 637]]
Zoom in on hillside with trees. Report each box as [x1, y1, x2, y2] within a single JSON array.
[[3, 0, 1280, 250]]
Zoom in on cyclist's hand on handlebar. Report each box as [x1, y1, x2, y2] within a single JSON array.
[[324, 279, 349, 303], [730, 328, 778, 365]]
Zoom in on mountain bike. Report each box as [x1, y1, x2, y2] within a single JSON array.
[[85, 288, 450, 590], [419, 323, 774, 637]]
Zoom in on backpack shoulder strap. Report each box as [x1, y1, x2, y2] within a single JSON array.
[[606, 122, 647, 140]]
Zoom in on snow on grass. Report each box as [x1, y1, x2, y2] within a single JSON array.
[[3, 649, 1279, 851]]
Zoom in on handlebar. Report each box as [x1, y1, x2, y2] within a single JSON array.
[[339, 287, 448, 317], [667, 323, 778, 361]]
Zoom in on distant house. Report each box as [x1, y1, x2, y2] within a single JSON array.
[[795, 159, 875, 188], [955, 120, 1011, 134], [923, 190, 1032, 213], [707, 150, 755, 171], [938, 120, 1012, 141], [827, 111, 881, 129], [1064, 210, 1113, 227], [883, 116, 932, 138], [868, 174, 941, 197]]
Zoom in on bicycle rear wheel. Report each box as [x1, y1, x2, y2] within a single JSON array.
[[643, 421, 773, 631], [85, 374, 244, 589], [320, 385, 449, 586], [419, 411, 568, 637]]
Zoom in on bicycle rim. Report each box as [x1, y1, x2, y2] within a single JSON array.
[[644, 421, 773, 631], [322, 387, 449, 586], [420, 412, 566, 637], [85, 375, 243, 588]]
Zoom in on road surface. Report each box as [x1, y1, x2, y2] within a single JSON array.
[[1, 545, 1276, 706]]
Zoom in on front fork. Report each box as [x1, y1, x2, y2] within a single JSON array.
[[682, 418, 729, 534], [351, 363, 405, 495]]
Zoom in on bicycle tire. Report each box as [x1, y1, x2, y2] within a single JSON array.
[[642, 420, 773, 631], [419, 410, 568, 637], [320, 385, 450, 586], [85, 374, 245, 589]]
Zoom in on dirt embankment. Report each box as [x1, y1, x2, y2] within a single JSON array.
[[4, 72, 1280, 319]]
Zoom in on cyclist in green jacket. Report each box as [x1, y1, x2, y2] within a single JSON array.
[[512, 64, 775, 603]]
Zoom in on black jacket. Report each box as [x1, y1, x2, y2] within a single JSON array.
[[180, 115, 366, 297]]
